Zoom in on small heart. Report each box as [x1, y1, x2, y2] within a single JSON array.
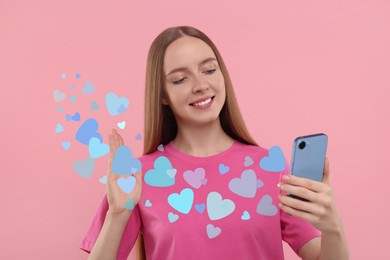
[[75, 118, 102, 145], [75, 73, 81, 79], [62, 142, 71, 150], [135, 133, 142, 141], [69, 95, 77, 102], [117, 121, 126, 129], [157, 144, 164, 151], [257, 195, 277, 216], [82, 81, 94, 94], [88, 137, 110, 158], [55, 124, 64, 133], [206, 224, 221, 239], [168, 212, 179, 223], [219, 164, 230, 174], [57, 107, 63, 112], [53, 89, 66, 102], [70, 84, 75, 90], [166, 169, 177, 178], [117, 176, 136, 194], [66, 112, 81, 121], [90, 101, 100, 111], [117, 104, 126, 114], [60, 73, 66, 79], [244, 156, 254, 167], [99, 176, 107, 184], [73, 158, 95, 179], [257, 179, 264, 188], [105, 92, 129, 116], [241, 211, 251, 220], [123, 199, 135, 210], [195, 203, 206, 214], [145, 200, 152, 207]]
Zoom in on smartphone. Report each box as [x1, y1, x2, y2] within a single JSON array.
[[289, 133, 328, 200]]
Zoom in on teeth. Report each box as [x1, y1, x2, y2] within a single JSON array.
[[193, 98, 212, 106]]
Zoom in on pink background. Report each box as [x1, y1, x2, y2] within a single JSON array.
[[1, 0, 389, 259]]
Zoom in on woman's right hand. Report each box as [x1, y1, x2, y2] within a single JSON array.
[[106, 129, 142, 216]]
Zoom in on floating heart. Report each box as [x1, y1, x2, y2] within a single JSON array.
[[69, 95, 77, 102], [195, 203, 206, 214], [241, 211, 251, 220], [184, 168, 207, 189], [60, 73, 66, 79], [112, 146, 142, 175], [123, 199, 135, 210], [206, 224, 221, 239], [99, 176, 107, 184], [168, 212, 179, 223], [105, 92, 129, 116], [75, 118, 102, 145], [73, 158, 95, 179], [90, 101, 100, 111], [55, 124, 64, 133], [218, 164, 230, 174], [259, 146, 286, 172], [135, 133, 142, 141], [70, 84, 75, 90], [167, 188, 194, 214], [207, 192, 235, 220], [82, 81, 94, 94], [244, 156, 254, 167], [88, 137, 109, 158], [144, 156, 175, 187], [117, 176, 136, 194], [66, 112, 81, 121], [53, 89, 66, 102], [145, 200, 152, 207], [57, 107, 63, 112], [62, 141, 71, 150], [117, 121, 126, 129], [75, 73, 81, 78], [257, 195, 277, 216], [228, 169, 257, 198]]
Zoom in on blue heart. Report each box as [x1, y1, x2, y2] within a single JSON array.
[[69, 95, 77, 102], [145, 200, 152, 207], [75, 118, 102, 145], [241, 211, 251, 220], [60, 73, 66, 79], [259, 146, 286, 172], [112, 146, 142, 174], [90, 101, 100, 111], [117, 176, 136, 194], [55, 124, 64, 133], [123, 199, 135, 210], [66, 112, 80, 121], [168, 212, 179, 223], [167, 188, 194, 214], [88, 137, 110, 158], [144, 156, 176, 187], [62, 141, 71, 150], [75, 73, 81, 79], [219, 163, 230, 174], [82, 81, 94, 94], [195, 203, 206, 214], [73, 158, 95, 179], [105, 92, 129, 116]]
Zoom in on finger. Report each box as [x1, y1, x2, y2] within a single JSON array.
[[279, 201, 321, 224], [279, 194, 323, 215], [322, 158, 330, 185], [278, 183, 318, 202], [281, 174, 323, 193]]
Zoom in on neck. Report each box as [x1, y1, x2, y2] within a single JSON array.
[[171, 120, 234, 157]]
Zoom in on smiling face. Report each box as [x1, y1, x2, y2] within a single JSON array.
[[162, 36, 226, 128]]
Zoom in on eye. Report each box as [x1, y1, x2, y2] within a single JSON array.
[[204, 68, 216, 75], [173, 77, 186, 85]]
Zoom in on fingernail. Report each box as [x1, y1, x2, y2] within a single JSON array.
[[282, 175, 289, 181], [277, 183, 281, 188]]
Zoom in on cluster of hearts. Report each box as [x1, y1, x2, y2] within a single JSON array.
[[53, 73, 139, 184]]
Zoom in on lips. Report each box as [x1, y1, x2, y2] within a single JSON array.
[[190, 96, 215, 106]]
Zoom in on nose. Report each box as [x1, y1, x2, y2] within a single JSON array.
[[192, 75, 209, 93]]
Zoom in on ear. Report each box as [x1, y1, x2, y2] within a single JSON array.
[[161, 96, 169, 105]]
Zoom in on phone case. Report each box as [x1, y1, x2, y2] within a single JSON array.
[[290, 133, 328, 182]]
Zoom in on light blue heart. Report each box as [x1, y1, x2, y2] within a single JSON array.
[[144, 156, 175, 187], [117, 176, 136, 194], [75, 73, 81, 78], [145, 200, 152, 207], [57, 107, 63, 112], [112, 146, 142, 175], [89, 137, 109, 158], [73, 158, 95, 179], [60, 73, 66, 79], [207, 191, 235, 220], [123, 199, 135, 210], [82, 80, 94, 94], [244, 156, 254, 167], [55, 124, 64, 133], [117, 121, 126, 129], [168, 212, 179, 223], [228, 169, 257, 198], [69, 95, 77, 102], [241, 211, 251, 220], [167, 188, 194, 214], [90, 101, 100, 111], [105, 92, 129, 116], [257, 195, 277, 216], [135, 133, 142, 141], [62, 142, 71, 150], [53, 89, 66, 102], [99, 176, 107, 184], [259, 146, 286, 172], [219, 163, 230, 174]]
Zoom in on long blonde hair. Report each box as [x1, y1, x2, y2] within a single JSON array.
[[143, 26, 258, 155]]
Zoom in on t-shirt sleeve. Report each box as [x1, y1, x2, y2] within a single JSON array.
[[79, 195, 142, 260], [279, 164, 321, 255]]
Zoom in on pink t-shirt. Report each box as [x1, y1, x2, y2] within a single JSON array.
[[80, 141, 321, 259]]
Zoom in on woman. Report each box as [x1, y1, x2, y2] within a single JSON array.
[[81, 26, 349, 259]]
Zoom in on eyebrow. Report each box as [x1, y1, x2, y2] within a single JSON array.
[[166, 57, 217, 77]]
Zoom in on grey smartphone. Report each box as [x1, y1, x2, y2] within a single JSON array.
[[289, 133, 328, 200]]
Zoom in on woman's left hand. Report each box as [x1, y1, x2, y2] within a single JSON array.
[[278, 158, 343, 233]]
